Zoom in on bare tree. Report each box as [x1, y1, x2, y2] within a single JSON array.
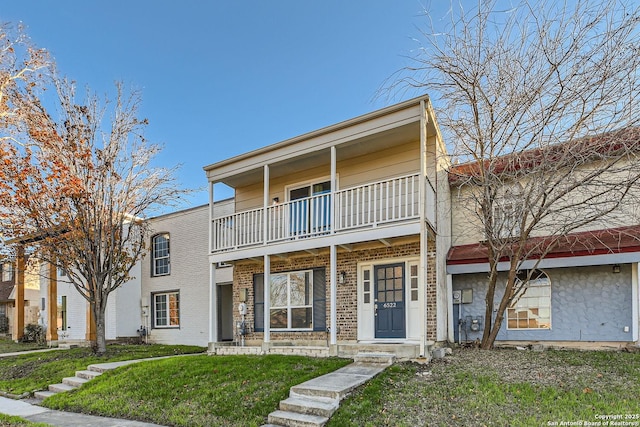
[[1, 76, 187, 353], [393, 0, 640, 348]]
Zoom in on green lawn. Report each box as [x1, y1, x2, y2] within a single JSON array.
[[328, 349, 640, 427], [0, 336, 48, 354], [43, 354, 351, 427], [0, 344, 205, 395]]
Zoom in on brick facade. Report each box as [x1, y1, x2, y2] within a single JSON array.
[[232, 238, 438, 344]]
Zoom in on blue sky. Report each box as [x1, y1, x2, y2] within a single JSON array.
[[1, 1, 442, 207]]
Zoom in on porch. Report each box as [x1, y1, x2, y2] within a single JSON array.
[[208, 340, 424, 360]]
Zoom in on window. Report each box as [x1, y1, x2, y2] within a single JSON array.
[[152, 234, 170, 276], [153, 291, 180, 328], [507, 270, 551, 330], [493, 200, 519, 238], [1, 263, 13, 282], [254, 268, 326, 332], [57, 296, 67, 330], [269, 271, 313, 329]]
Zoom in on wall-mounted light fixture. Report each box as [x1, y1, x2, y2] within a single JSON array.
[[613, 264, 621, 274], [339, 271, 346, 285], [272, 197, 279, 205]]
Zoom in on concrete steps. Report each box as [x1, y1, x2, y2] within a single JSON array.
[[280, 396, 338, 418], [264, 352, 394, 427], [33, 362, 108, 400]]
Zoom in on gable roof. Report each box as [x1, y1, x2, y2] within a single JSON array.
[[448, 127, 640, 185], [0, 282, 13, 302]]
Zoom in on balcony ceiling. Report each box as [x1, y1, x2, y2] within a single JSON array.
[[220, 121, 421, 188]]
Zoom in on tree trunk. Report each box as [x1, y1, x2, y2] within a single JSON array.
[[92, 302, 108, 355]]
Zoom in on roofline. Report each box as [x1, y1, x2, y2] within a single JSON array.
[[203, 95, 431, 172]]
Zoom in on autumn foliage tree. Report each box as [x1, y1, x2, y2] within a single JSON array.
[[394, 0, 640, 348], [1, 25, 186, 353]]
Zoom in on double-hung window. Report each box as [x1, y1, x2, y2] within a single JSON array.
[[270, 271, 313, 329], [493, 200, 519, 239], [152, 234, 170, 276], [153, 291, 180, 328], [254, 268, 326, 332]]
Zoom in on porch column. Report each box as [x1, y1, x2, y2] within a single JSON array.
[[263, 254, 270, 345], [419, 99, 429, 356], [209, 181, 214, 253], [13, 246, 25, 341], [46, 261, 58, 342], [263, 165, 271, 348], [330, 244, 337, 345], [209, 263, 217, 344], [85, 304, 96, 342]]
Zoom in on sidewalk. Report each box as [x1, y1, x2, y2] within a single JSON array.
[[0, 396, 165, 426]]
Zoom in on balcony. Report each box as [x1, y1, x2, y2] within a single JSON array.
[[211, 173, 436, 254]]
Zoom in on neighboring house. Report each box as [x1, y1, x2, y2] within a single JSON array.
[[141, 202, 233, 347], [447, 133, 640, 348], [204, 96, 451, 359], [1, 257, 41, 340], [0, 261, 15, 334], [38, 262, 141, 345]]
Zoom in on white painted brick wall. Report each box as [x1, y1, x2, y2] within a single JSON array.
[[141, 200, 234, 347]]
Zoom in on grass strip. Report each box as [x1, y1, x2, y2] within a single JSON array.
[[43, 354, 350, 427], [0, 413, 50, 427], [0, 344, 204, 395]]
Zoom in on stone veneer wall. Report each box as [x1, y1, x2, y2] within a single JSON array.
[[232, 238, 438, 344]]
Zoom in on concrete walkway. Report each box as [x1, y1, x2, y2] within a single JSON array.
[[0, 397, 165, 426], [264, 352, 395, 427], [0, 347, 66, 358], [0, 349, 170, 427]]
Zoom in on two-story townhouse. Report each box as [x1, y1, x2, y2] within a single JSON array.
[[447, 131, 640, 348], [205, 96, 451, 359], [141, 201, 233, 347]]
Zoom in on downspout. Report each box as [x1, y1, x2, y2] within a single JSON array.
[[208, 181, 216, 346], [632, 263, 639, 344]]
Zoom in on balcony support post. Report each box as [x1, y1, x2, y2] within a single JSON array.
[[209, 181, 214, 253], [209, 263, 217, 344], [419, 99, 428, 356], [331, 146, 336, 234], [263, 254, 271, 346], [330, 244, 337, 346], [263, 165, 269, 245]]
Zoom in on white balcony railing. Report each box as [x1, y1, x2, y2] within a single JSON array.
[[211, 173, 424, 252]]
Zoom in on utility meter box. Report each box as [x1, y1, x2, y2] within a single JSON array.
[[461, 289, 473, 304], [452, 290, 462, 304]]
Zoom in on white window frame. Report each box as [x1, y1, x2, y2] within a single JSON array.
[[2, 263, 13, 282], [492, 199, 519, 239], [269, 270, 313, 331], [153, 291, 180, 328], [152, 233, 170, 277], [507, 270, 551, 330]]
